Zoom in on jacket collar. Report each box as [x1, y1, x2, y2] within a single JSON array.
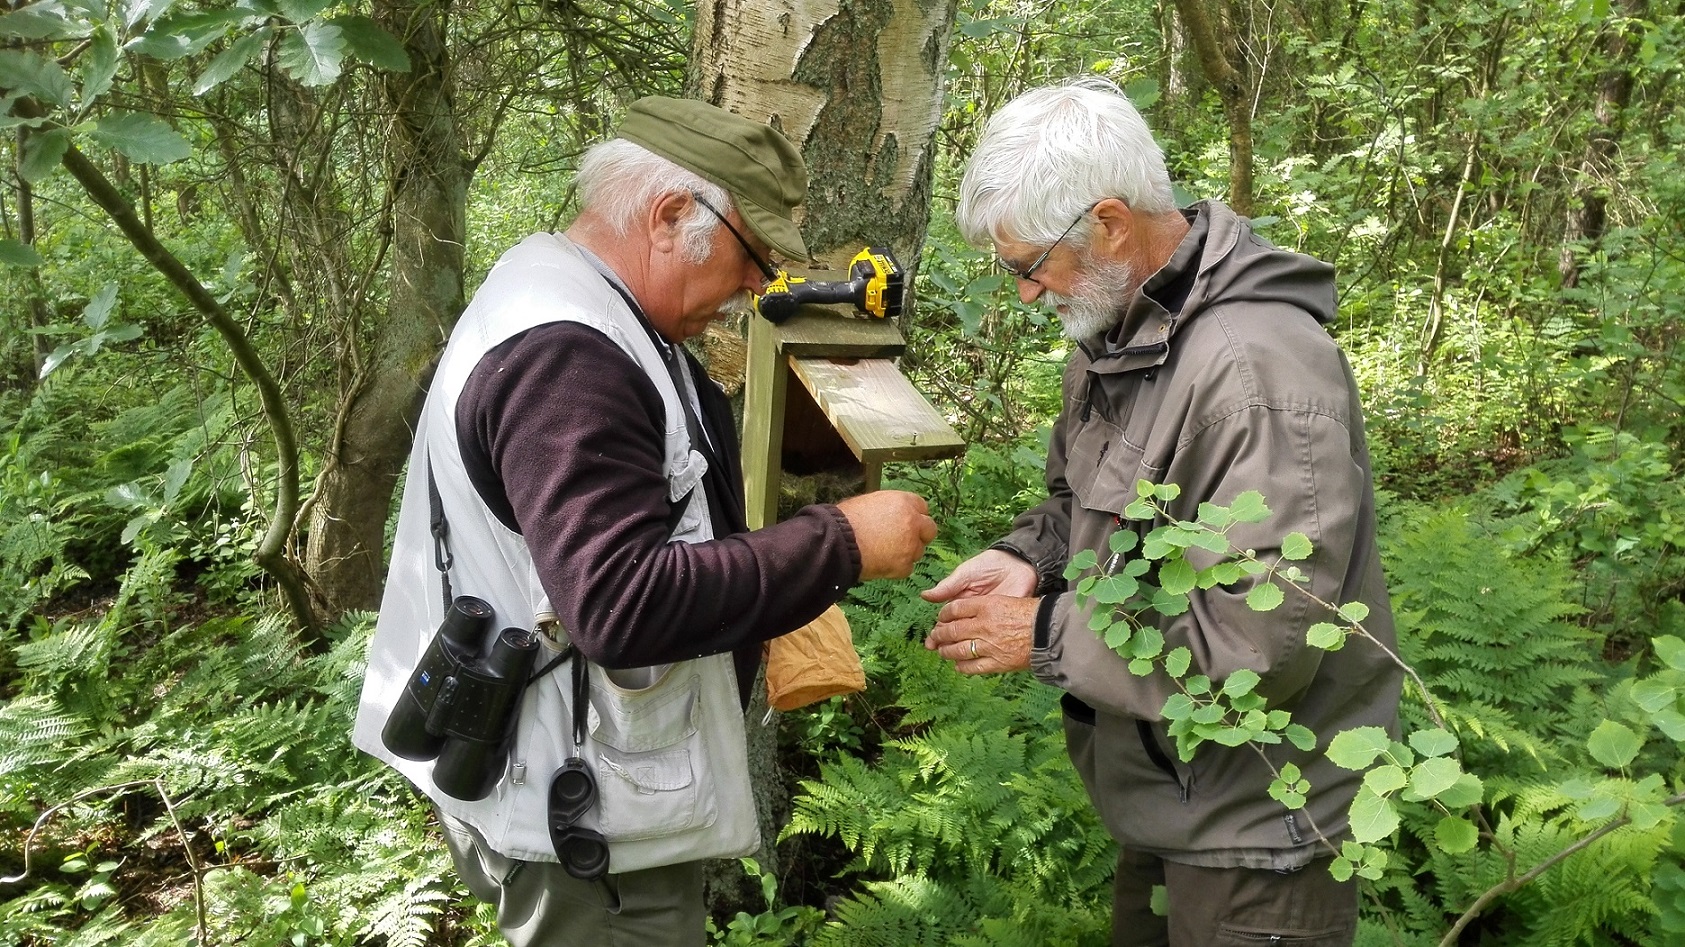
[[1081, 201, 1244, 375]]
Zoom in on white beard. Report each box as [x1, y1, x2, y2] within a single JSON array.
[[1045, 257, 1137, 341], [718, 291, 752, 314]]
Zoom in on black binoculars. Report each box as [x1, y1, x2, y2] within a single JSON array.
[[382, 596, 538, 801]]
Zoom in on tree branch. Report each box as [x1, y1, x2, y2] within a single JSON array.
[[43, 118, 324, 634]]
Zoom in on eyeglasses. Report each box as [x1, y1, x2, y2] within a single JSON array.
[[690, 192, 778, 282], [996, 200, 1101, 283]]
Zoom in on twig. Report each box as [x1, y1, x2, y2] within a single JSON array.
[[1437, 792, 1685, 946]]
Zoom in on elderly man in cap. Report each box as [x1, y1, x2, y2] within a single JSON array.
[[922, 79, 1399, 945], [353, 97, 935, 945]]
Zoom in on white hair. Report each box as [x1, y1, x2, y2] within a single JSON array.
[[956, 77, 1175, 248], [576, 138, 731, 263]]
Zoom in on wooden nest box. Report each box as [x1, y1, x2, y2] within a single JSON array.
[[740, 298, 965, 529]]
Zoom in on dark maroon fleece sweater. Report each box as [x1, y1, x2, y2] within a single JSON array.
[[455, 320, 860, 704]]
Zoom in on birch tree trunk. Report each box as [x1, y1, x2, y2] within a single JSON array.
[[687, 0, 957, 910]]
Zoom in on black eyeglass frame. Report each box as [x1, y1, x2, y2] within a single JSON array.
[[996, 199, 1103, 284], [690, 191, 778, 282]]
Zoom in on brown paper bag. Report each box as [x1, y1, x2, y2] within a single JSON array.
[[764, 605, 865, 711]]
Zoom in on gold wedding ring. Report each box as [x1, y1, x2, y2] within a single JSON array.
[[969, 639, 979, 659]]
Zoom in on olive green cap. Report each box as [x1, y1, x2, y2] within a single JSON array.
[[617, 96, 809, 262]]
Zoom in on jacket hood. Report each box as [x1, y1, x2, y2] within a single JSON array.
[[1186, 201, 1336, 327]]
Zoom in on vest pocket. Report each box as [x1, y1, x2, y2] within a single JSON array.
[[585, 666, 717, 842]]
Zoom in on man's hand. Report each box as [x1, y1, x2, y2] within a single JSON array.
[[924, 594, 1038, 674], [922, 548, 1039, 603], [835, 490, 937, 581]]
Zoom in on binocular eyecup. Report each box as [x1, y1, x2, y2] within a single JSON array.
[[549, 759, 610, 880]]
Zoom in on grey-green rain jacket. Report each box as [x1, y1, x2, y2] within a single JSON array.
[[1002, 201, 1401, 870]]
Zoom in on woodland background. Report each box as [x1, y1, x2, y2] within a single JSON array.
[[0, 0, 1683, 944]]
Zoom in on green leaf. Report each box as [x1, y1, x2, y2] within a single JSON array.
[[1285, 724, 1317, 751], [1093, 573, 1138, 605], [1190, 703, 1224, 725], [1408, 728, 1459, 758], [279, 0, 334, 20], [1156, 483, 1181, 501], [331, 15, 410, 72], [125, 0, 178, 31], [1576, 794, 1621, 821], [1307, 622, 1344, 650], [127, 8, 245, 60], [1587, 719, 1643, 769], [93, 113, 192, 165], [40, 343, 78, 379], [1164, 647, 1191, 678], [80, 25, 121, 101], [1362, 764, 1406, 795], [1435, 816, 1478, 854], [0, 6, 80, 39], [1655, 636, 1685, 672], [1404, 757, 1463, 801], [1228, 490, 1270, 523], [1630, 801, 1669, 830], [1347, 787, 1400, 843], [194, 27, 270, 94], [277, 20, 345, 86], [0, 50, 73, 107], [1336, 601, 1371, 623], [1161, 693, 1195, 721], [1128, 657, 1155, 676], [1329, 857, 1354, 882], [1652, 707, 1685, 741], [1436, 773, 1484, 808], [1148, 586, 1189, 616], [1631, 678, 1678, 714], [1069, 548, 1099, 573], [1104, 622, 1133, 651], [1223, 668, 1261, 698], [1135, 480, 1157, 499], [1159, 558, 1195, 596], [1212, 726, 1251, 746], [1131, 626, 1164, 659], [1246, 582, 1284, 612], [163, 458, 193, 502], [0, 239, 44, 267], [20, 128, 70, 184], [1196, 502, 1232, 528], [1326, 727, 1391, 770], [1280, 532, 1312, 561], [1187, 530, 1230, 554], [1108, 529, 1139, 555], [1124, 497, 1156, 521], [1184, 675, 1210, 696], [82, 283, 119, 330]]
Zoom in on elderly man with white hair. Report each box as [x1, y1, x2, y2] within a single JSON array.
[[923, 79, 1400, 946], [354, 97, 935, 946]]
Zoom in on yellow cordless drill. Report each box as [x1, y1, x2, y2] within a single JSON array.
[[754, 246, 904, 324]]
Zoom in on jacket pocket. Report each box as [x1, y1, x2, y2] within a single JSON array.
[[585, 665, 716, 842], [1065, 415, 1147, 518]]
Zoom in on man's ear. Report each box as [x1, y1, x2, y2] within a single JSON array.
[[647, 191, 692, 254], [1090, 198, 1135, 259]]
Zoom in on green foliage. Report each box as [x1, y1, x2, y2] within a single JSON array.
[[1387, 507, 1603, 741]]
